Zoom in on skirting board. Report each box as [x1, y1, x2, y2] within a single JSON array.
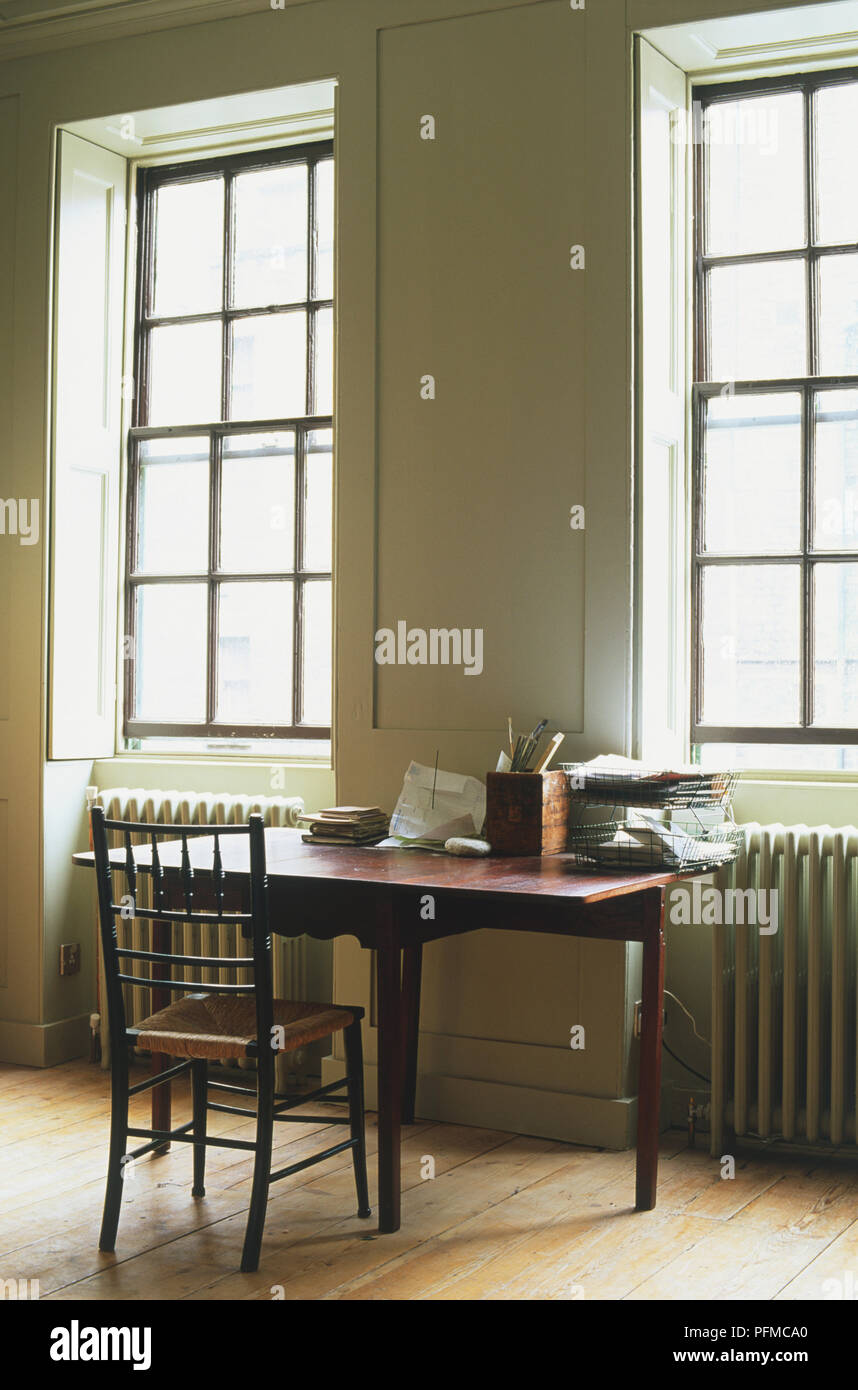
[[322, 1057, 671, 1150], [0, 1013, 90, 1067]]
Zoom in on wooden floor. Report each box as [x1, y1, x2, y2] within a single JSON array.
[[2, 1058, 858, 1301]]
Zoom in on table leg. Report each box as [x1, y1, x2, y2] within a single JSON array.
[[150, 919, 172, 1153], [636, 887, 666, 1210], [401, 943, 423, 1124], [376, 930, 403, 1233]]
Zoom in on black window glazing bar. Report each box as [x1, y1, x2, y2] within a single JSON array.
[[692, 68, 858, 745], [124, 142, 333, 743]]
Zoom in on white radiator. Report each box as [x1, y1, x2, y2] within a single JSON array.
[[711, 822, 858, 1155], [94, 788, 305, 1084]]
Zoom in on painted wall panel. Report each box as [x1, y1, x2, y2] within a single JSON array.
[[375, 3, 586, 734]]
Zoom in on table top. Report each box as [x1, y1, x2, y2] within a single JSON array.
[[74, 826, 680, 905]]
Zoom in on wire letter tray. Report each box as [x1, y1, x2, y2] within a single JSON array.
[[559, 764, 739, 812], [566, 818, 744, 874]]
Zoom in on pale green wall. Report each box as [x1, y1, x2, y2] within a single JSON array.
[[0, 0, 851, 1135]]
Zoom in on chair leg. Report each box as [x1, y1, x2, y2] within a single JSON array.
[[344, 1020, 371, 1219], [191, 1059, 208, 1197], [99, 1052, 130, 1252], [241, 1053, 275, 1273]]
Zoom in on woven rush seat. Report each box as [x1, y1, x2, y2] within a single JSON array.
[[134, 994, 355, 1061]]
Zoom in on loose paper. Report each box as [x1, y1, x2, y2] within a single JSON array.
[[379, 761, 487, 847]]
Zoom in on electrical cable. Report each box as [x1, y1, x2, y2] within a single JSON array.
[[664, 988, 710, 1046], [662, 1040, 711, 1084]]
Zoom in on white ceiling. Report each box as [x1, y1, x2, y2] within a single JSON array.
[[0, 0, 227, 21], [0, 0, 122, 14], [0, 0, 303, 14], [0, 0, 316, 59]]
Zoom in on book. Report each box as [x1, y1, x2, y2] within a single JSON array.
[[298, 828, 383, 839], [302, 812, 387, 825], [308, 824, 387, 840]]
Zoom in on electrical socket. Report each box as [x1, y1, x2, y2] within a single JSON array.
[[633, 1000, 667, 1038], [59, 943, 81, 976]]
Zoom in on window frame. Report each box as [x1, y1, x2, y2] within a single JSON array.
[[124, 140, 334, 743], [691, 66, 858, 746]]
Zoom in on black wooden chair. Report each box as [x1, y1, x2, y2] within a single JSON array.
[[91, 807, 371, 1273]]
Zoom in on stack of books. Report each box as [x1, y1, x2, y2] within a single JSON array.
[[298, 806, 389, 846]]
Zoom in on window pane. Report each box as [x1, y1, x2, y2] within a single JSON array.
[[814, 563, 858, 725], [304, 429, 333, 571], [148, 321, 222, 426], [232, 165, 308, 309], [315, 158, 334, 299], [817, 253, 858, 376], [703, 392, 801, 552], [705, 92, 804, 256], [230, 312, 306, 420], [698, 742, 858, 772], [700, 564, 800, 725], [216, 581, 293, 724], [131, 147, 334, 743], [220, 432, 295, 572], [708, 260, 806, 381], [813, 389, 858, 550], [136, 584, 207, 722], [152, 178, 224, 317], [815, 83, 858, 245], [137, 437, 209, 573], [302, 580, 332, 725], [313, 306, 333, 415]]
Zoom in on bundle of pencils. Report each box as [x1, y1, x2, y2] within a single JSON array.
[[507, 717, 564, 774]]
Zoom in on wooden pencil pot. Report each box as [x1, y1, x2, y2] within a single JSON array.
[[485, 771, 571, 856]]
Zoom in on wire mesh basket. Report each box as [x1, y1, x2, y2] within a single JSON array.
[[559, 764, 739, 812], [566, 817, 744, 874]]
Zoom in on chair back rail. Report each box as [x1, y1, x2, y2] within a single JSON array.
[[91, 808, 274, 1060]]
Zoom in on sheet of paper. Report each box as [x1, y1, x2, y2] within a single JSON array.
[[386, 761, 486, 844], [576, 753, 704, 778]]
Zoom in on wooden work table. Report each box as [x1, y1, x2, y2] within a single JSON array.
[[75, 828, 682, 1233]]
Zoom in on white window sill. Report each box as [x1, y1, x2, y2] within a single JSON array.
[[91, 754, 336, 803], [737, 770, 858, 788], [104, 750, 332, 771]]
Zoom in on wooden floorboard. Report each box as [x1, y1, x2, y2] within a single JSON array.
[[1, 1059, 857, 1301]]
